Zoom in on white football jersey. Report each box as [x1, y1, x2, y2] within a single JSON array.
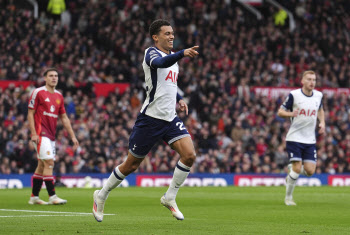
[[281, 88, 323, 144], [140, 47, 179, 121]]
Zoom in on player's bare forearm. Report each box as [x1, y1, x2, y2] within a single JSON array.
[[317, 107, 325, 124], [27, 109, 37, 135], [60, 114, 76, 139], [60, 113, 79, 150], [277, 108, 298, 118], [28, 109, 40, 144], [318, 107, 326, 134]]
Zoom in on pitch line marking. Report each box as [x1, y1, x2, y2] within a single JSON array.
[[0, 209, 115, 215], [0, 215, 92, 218]]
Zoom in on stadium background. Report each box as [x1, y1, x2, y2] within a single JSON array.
[[0, 0, 349, 188]]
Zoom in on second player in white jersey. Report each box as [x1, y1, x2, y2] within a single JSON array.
[[278, 70, 325, 206], [141, 47, 180, 121], [281, 88, 323, 144]]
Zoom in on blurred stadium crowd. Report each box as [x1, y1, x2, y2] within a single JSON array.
[[0, 0, 349, 175]]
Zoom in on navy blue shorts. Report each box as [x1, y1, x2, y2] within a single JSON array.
[[128, 113, 191, 158], [286, 141, 317, 163]]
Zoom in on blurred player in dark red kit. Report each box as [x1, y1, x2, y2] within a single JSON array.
[[28, 68, 79, 205]]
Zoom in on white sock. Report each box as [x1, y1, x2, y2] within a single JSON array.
[[165, 161, 191, 201], [98, 166, 125, 200], [286, 169, 299, 200]]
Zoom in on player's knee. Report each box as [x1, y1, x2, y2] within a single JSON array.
[[45, 164, 54, 169], [129, 161, 141, 173], [181, 151, 196, 167], [305, 169, 315, 177], [43, 160, 54, 169]]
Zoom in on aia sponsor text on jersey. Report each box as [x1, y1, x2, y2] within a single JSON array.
[[165, 70, 178, 83], [299, 109, 316, 116]]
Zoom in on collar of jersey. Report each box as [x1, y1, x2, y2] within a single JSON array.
[[154, 46, 171, 55], [300, 88, 313, 97]]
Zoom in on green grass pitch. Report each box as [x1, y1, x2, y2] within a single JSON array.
[[0, 187, 349, 234]]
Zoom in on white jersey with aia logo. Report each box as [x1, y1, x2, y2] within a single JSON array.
[[141, 47, 179, 122], [281, 88, 323, 144]]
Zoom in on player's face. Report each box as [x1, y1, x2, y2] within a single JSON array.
[[302, 74, 316, 91], [44, 71, 59, 87], [155, 26, 174, 52]]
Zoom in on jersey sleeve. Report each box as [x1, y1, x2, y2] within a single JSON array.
[[145, 48, 162, 68], [28, 89, 40, 110], [319, 96, 323, 110], [145, 48, 185, 69], [281, 93, 294, 111]]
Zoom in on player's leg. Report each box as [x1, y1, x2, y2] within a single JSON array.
[[99, 153, 144, 200], [285, 141, 302, 206], [160, 137, 195, 220], [301, 144, 317, 176], [29, 138, 48, 205], [161, 116, 195, 220], [167, 136, 195, 199], [37, 138, 66, 205], [42, 158, 66, 205], [93, 153, 144, 222], [28, 159, 47, 205], [93, 113, 160, 222]]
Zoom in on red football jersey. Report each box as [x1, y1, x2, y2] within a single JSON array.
[[28, 86, 66, 140]]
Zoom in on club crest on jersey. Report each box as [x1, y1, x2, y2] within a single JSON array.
[[56, 99, 61, 105], [47, 151, 50, 155], [50, 105, 55, 113], [165, 71, 178, 83], [299, 109, 316, 116]]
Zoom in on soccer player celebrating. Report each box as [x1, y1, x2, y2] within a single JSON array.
[[277, 70, 325, 206], [92, 19, 199, 221], [28, 68, 79, 205]]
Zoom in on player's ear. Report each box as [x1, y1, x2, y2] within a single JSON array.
[[152, 34, 158, 42]]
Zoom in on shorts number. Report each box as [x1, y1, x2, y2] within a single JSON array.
[[176, 122, 186, 130], [314, 150, 317, 159]]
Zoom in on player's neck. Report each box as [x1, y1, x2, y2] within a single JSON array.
[[155, 45, 170, 54], [302, 87, 312, 96], [46, 85, 55, 93]]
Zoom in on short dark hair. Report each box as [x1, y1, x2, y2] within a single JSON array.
[[149, 19, 171, 38], [43, 68, 58, 77]]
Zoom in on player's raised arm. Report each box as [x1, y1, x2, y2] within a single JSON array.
[[148, 46, 199, 69], [148, 49, 185, 68]]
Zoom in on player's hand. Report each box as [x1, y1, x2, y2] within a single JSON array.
[[184, 46, 199, 58], [31, 134, 39, 145], [178, 99, 188, 115], [72, 137, 79, 151], [318, 122, 325, 135], [292, 109, 299, 117]]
